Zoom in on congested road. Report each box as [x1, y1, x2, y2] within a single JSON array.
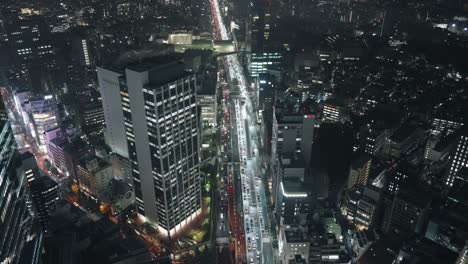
[[208, 0, 274, 263]]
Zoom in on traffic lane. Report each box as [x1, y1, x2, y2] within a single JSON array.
[[216, 194, 229, 237], [210, 0, 273, 257]]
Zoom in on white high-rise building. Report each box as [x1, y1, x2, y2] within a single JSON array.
[[97, 67, 129, 158], [98, 58, 202, 237]]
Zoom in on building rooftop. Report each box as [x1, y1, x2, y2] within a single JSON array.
[[77, 155, 111, 172], [366, 104, 402, 130], [346, 187, 362, 203], [397, 187, 432, 209], [399, 238, 458, 264], [351, 154, 371, 169], [324, 98, 344, 107], [109, 45, 176, 71], [362, 186, 381, 202], [434, 129, 462, 152], [50, 136, 87, 155], [50, 136, 67, 147], [281, 153, 306, 168], [43, 232, 80, 264], [63, 139, 87, 155], [33, 175, 58, 189], [136, 60, 194, 87], [282, 179, 308, 196], [48, 200, 88, 233], [284, 229, 309, 243], [389, 125, 415, 143], [197, 79, 216, 95], [275, 112, 306, 124], [126, 55, 180, 72], [19, 151, 35, 161], [358, 238, 399, 264]]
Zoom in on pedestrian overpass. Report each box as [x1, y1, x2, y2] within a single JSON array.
[[173, 39, 237, 55]]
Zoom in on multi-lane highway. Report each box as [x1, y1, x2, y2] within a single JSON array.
[[208, 0, 275, 263]]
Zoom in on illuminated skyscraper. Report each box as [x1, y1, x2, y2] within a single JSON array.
[[3, 15, 55, 94], [248, 1, 282, 78], [0, 96, 34, 263], [445, 131, 468, 187], [77, 90, 105, 136], [250, 51, 282, 78], [98, 67, 130, 159], [347, 155, 371, 189], [98, 58, 201, 237]]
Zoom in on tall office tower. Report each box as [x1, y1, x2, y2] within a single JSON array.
[[30, 175, 59, 230], [445, 131, 468, 187], [344, 186, 380, 230], [260, 99, 274, 173], [231, 0, 249, 60], [0, 97, 34, 263], [271, 108, 315, 163], [98, 58, 201, 237], [250, 51, 282, 78], [71, 37, 92, 68], [248, 1, 282, 78], [271, 108, 315, 204], [360, 122, 392, 156], [258, 73, 277, 109], [196, 83, 217, 132], [249, 0, 273, 52], [61, 30, 94, 92], [98, 67, 129, 158], [3, 15, 55, 94], [20, 152, 41, 184], [347, 154, 371, 189], [385, 164, 414, 195], [381, 190, 431, 235], [322, 99, 346, 123], [273, 153, 308, 215], [78, 90, 105, 136]]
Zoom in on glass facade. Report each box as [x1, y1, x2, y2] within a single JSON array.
[[0, 97, 33, 263], [250, 52, 282, 77]]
